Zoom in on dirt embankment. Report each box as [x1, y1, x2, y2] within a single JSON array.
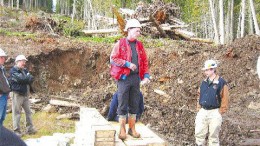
[[1, 32, 259, 145], [1, 6, 260, 145]]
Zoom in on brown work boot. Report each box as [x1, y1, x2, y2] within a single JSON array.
[[118, 118, 127, 140], [128, 117, 140, 138]]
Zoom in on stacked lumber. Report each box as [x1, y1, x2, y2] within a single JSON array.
[[72, 107, 116, 146], [93, 124, 116, 146]]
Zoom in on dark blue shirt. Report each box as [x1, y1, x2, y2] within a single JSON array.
[[199, 77, 226, 109]]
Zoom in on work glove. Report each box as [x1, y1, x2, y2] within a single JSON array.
[[26, 73, 34, 83], [141, 78, 150, 85]]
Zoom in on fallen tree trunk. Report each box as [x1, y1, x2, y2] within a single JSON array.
[[82, 29, 118, 34], [190, 38, 214, 44], [173, 29, 214, 44], [161, 25, 188, 30], [50, 99, 80, 107], [149, 14, 168, 38]]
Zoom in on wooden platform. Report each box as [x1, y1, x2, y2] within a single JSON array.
[[110, 121, 167, 146], [73, 107, 167, 146]]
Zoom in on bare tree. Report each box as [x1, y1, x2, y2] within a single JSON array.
[[248, 0, 254, 34], [121, 0, 126, 8], [225, 0, 230, 42], [84, 0, 97, 30], [249, 0, 260, 35], [230, 0, 234, 41], [219, 0, 224, 44], [241, 0, 246, 38], [72, 0, 76, 24], [16, 0, 19, 9], [209, 0, 219, 44], [0, 0, 4, 6], [237, 7, 242, 38]]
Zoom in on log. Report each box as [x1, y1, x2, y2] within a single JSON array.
[[249, 129, 260, 132], [172, 18, 186, 25], [149, 14, 168, 38], [173, 29, 214, 44], [56, 112, 79, 120], [161, 24, 189, 30], [138, 17, 150, 23], [190, 38, 214, 44], [174, 29, 191, 40], [49, 99, 80, 107], [82, 29, 118, 34]]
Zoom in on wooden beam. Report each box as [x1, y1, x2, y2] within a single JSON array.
[[82, 29, 118, 34], [149, 14, 168, 38], [49, 99, 80, 107]]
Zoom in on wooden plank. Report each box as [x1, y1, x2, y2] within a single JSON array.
[[94, 141, 115, 146], [50, 99, 80, 107], [116, 140, 127, 146], [92, 124, 116, 138], [123, 139, 147, 146], [82, 29, 118, 34], [96, 137, 115, 142], [95, 130, 115, 139], [109, 121, 167, 146]]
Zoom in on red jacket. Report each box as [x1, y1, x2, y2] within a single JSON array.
[[110, 38, 149, 80]]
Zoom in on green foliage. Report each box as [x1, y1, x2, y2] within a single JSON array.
[[76, 35, 122, 43], [138, 36, 166, 48], [4, 112, 75, 140], [0, 28, 36, 38], [255, 0, 260, 22], [62, 23, 83, 36], [53, 15, 85, 37]]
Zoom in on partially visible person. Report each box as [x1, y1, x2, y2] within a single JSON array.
[[0, 125, 27, 146], [107, 91, 144, 122], [195, 60, 229, 146], [0, 48, 11, 126], [9, 55, 37, 137]]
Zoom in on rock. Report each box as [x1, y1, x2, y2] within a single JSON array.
[[42, 104, 57, 113], [248, 102, 260, 110]]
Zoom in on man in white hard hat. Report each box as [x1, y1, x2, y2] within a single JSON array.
[[195, 60, 229, 146], [9, 55, 37, 137], [0, 48, 11, 126], [110, 19, 150, 140]]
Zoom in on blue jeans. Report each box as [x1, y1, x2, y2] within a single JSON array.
[[0, 94, 8, 126]]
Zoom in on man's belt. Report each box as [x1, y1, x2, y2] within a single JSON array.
[[202, 106, 219, 110]]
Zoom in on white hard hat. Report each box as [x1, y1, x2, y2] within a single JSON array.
[[124, 19, 141, 31], [202, 59, 218, 70], [15, 55, 28, 62], [0, 48, 7, 57]]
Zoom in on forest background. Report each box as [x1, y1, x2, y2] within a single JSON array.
[[1, 0, 260, 45]]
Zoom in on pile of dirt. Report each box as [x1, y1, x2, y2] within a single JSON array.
[[1, 32, 259, 145], [1, 10, 260, 145]]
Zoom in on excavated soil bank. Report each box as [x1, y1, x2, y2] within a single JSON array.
[[1, 34, 260, 145]]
